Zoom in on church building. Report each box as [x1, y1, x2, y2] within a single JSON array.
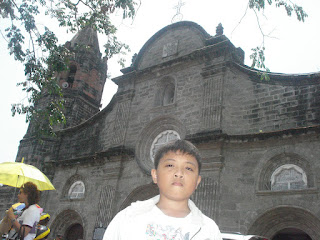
[[3, 21, 320, 239]]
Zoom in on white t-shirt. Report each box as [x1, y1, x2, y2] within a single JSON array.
[[145, 206, 193, 240], [103, 196, 222, 240], [8, 204, 41, 240], [105, 205, 210, 240]]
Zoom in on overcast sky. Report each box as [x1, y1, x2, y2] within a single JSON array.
[[0, 0, 319, 164]]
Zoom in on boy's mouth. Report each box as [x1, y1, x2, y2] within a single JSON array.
[[172, 182, 183, 186]]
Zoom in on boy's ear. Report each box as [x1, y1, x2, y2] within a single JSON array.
[[196, 175, 201, 189], [151, 169, 158, 184]]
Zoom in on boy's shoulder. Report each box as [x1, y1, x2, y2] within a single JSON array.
[[188, 200, 218, 227], [117, 195, 218, 227], [119, 195, 160, 218]]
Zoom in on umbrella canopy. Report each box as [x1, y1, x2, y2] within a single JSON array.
[[0, 162, 55, 191]]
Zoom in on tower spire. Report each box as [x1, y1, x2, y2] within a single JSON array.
[[69, 25, 100, 54]]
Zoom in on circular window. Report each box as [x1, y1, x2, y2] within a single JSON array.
[[135, 117, 186, 174], [68, 181, 85, 199], [150, 130, 180, 162]]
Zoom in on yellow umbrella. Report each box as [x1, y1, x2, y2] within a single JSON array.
[[0, 162, 55, 191]]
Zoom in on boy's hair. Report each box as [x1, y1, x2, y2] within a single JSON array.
[[21, 181, 40, 205], [154, 139, 202, 172]]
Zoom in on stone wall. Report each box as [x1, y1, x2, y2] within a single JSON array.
[[217, 131, 320, 234], [223, 67, 320, 134]]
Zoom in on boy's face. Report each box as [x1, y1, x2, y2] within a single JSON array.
[[151, 150, 201, 203]]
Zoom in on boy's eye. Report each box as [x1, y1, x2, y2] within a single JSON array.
[[186, 167, 194, 171], [166, 164, 174, 167]]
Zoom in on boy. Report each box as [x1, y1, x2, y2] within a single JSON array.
[[103, 139, 222, 240]]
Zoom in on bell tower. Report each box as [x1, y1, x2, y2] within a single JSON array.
[[58, 26, 107, 127], [16, 26, 107, 168]]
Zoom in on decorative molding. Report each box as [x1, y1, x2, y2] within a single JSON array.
[[95, 186, 116, 228], [186, 125, 320, 144], [192, 177, 218, 220], [256, 188, 318, 196], [112, 100, 131, 145], [162, 40, 179, 58], [201, 62, 227, 78], [202, 76, 223, 130], [201, 161, 223, 172], [111, 90, 135, 146]]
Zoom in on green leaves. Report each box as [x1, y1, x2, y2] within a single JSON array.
[[49, 0, 136, 35], [248, 0, 308, 22], [6, 25, 25, 61], [249, 0, 266, 11], [2, 0, 137, 140], [104, 35, 130, 60], [247, 0, 307, 81], [0, 0, 15, 19], [250, 47, 270, 81]]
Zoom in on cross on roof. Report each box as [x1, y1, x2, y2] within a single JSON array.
[[174, 0, 185, 14], [171, 0, 185, 23]]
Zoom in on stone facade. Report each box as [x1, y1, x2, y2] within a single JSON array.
[[2, 21, 320, 240]]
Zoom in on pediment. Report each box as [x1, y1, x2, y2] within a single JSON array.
[[134, 21, 210, 70]]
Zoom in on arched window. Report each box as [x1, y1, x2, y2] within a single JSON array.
[[162, 83, 175, 106], [150, 130, 180, 162], [67, 65, 77, 87], [271, 164, 307, 191], [68, 181, 85, 199], [154, 77, 175, 107]]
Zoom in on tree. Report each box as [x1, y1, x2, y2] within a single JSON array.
[[1, 0, 138, 137], [246, 0, 307, 80], [0, 0, 307, 137]]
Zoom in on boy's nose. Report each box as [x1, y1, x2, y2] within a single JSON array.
[[174, 170, 184, 178]]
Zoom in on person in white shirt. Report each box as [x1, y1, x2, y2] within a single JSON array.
[[103, 140, 222, 240], [7, 182, 41, 240]]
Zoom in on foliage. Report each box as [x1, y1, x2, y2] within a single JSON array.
[[1, 0, 137, 137], [247, 0, 307, 79], [249, 0, 307, 22], [250, 46, 270, 80]]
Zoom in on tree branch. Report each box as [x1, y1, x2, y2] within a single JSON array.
[[252, 8, 265, 47], [231, 1, 250, 36]]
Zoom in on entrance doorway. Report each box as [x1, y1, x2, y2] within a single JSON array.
[[66, 223, 84, 240], [272, 228, 312, 240], [248, 206, 320, 239]]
